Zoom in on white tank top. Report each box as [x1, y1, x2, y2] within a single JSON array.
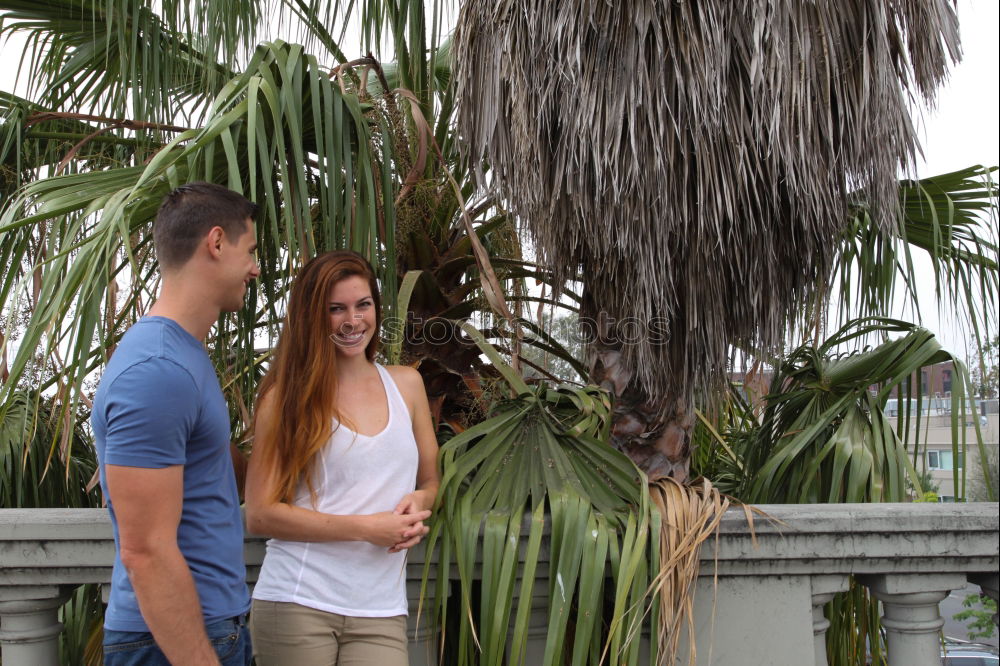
[[252, 364, 419, 616]]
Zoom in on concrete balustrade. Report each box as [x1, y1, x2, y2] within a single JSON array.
[[1, 503, 997, 665], [860, 574, 965, 666], [0, 588, 71, 665], [809, 575, 851, 666]]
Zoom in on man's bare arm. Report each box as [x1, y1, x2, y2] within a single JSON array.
[[105, 464, 220, 665]]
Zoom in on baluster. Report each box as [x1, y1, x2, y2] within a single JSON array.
[[0, 586, 73, 666], [811, 575, 850, 666], [859, 573, 966, 666]]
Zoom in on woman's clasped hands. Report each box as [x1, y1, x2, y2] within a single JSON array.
[[365, 492, 431, 553]]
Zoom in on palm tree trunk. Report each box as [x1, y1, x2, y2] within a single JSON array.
[[591, 344, 694, 482], [584, 296, 694, 482]]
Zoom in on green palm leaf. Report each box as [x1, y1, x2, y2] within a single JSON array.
[[832, 165, 999, 349], [0, 0, 267, 123], [1, 39, 397, 452], [734, 317, 989, 504], [420, 341, 656, 665], [0, 389, 98, 508]]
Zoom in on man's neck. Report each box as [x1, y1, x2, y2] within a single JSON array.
[[147, 279, 220, 342]]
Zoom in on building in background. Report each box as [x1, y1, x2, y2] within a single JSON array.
[[884, 361, 999, 501]]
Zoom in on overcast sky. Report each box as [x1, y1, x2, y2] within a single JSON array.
[[1, 1, 997, 355], [904, 0, 999, 355], [913, 0, 999, 178]]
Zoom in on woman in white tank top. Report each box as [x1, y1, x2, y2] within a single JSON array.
[[245, 251, 440, 666]]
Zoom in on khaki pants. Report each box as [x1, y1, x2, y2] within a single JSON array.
[[249, 599, 408, 666]]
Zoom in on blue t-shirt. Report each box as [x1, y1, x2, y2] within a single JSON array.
[[92, 316, 250, 632]]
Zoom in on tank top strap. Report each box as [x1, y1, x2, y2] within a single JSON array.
[[375, 364, 411, 422]]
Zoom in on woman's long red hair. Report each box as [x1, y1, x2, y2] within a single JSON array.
[[253, 251, 381, 504]]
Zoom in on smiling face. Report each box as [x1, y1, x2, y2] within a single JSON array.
[[327, 274, 377, 357]]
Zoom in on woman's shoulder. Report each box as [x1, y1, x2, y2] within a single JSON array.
[[383, 364, 425, 400]]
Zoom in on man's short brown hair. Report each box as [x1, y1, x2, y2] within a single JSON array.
[[153, 182, 258, 270]]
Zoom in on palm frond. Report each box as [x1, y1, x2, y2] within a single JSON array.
[[419, 337, 657, 665], [647, 477, 729, 666], [453, 0, 962, 403], [0, 0, 249, 125], [832, 165, 998, 348], [732, 317, 985, 503], [0, 389, 99, 509], [0, 40, 397, 449]]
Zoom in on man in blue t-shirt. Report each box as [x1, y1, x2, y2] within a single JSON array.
[[92, 182, 260, 665]]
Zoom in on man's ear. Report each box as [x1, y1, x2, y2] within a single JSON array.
[[205, 226, 226, 259]]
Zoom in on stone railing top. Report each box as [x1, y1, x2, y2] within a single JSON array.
[[0, 508, 111, 540], [1, 503, 997, 581], [720, 501, 999, 534], [706, 502, 998, 577], [2, 501, 995, 538]]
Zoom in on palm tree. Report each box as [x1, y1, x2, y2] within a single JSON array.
[[0, 0, 553, 441], [450, 0, 1000, 481], [0, 3, 633, 663]]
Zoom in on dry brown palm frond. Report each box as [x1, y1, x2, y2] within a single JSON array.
[[453, 0, 961, 402], [647, 477, 729, 665]]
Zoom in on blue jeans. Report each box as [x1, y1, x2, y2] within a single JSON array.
[[103, 615, 252, 665]]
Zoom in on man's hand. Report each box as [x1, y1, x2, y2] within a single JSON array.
[[106, 464, 220, 665]]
